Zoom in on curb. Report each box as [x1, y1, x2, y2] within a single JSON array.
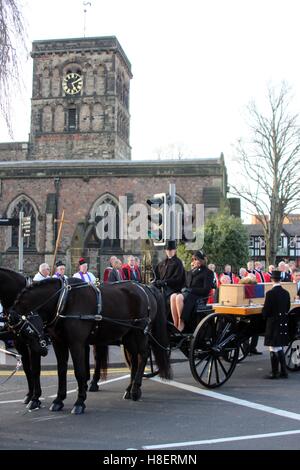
[[0, 358, 188, 372]]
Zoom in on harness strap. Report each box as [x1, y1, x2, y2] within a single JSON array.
[[58, 313, 149, 331]]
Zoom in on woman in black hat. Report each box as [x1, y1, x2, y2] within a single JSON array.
[[170, 250, 214, 331], [262, 269, 290, 379]]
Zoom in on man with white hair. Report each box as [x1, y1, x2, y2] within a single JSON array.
[[278, 261, 291, 281], [33, 263, 51, 281]]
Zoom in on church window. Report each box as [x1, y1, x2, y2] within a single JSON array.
[[68, 108, 77, 131], [10, 199, 36, 250]]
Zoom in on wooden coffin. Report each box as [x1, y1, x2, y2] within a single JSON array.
[[218, 282, 297, 307]]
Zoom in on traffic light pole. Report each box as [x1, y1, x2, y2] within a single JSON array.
[[169, 183, 176, 241], [18, 212, 24, 273]]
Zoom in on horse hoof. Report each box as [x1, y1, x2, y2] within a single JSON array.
[[71, 404, 86, 415], [49, 402, 64, 412], [23, 395, 32, 405], [123, 390, 132, 400], [131, 389, 142, 401], [27, 399, 41, 411], [88, 382, 99, 392]]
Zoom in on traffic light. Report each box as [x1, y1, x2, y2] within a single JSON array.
[[146, 193, 167, 246], [21, 216, 31, 238]]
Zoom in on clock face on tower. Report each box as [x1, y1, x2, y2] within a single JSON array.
[[62, 72, 83, 95]]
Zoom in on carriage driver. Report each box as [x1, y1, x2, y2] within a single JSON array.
[[153, 240, 185, 317]]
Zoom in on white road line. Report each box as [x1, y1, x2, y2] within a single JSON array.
[[152, 378, 300, 422], [31, 415, 68, 422], [48, 374, 130, 398], [143, 429, 300, 449], [0, 399, 26, 404]]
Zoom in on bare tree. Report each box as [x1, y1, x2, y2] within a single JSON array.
[[0, 0, 27, 137], [231, 83, 300, 265]]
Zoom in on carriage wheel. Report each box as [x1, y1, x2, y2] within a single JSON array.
[[237, 339, 250, 362], [285, 337, 300, 371], [215, 315, 250, 364], [123, 345, 160, 378], [143, 346, 160, 378], [223, 338, 250, 363], [189, 313, 239, 388]]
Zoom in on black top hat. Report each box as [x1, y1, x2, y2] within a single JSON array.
[[79, 257, 87, 265], [271, 270, 281, 281], [193, 250, 206, 261], [55, 260, 65, 268], [166, 240, 176, 250]]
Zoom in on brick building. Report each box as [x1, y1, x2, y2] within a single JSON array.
[[0, 36, 228, 277]]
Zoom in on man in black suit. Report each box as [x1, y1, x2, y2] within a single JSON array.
[[262, 270, 290, 379], [153, 240, 185, 315]]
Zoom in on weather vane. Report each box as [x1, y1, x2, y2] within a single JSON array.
[[83, 1, 92, 37]]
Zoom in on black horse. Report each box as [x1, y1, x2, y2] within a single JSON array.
[[11, 278, 171, 414], [0, 268, 48, 409]]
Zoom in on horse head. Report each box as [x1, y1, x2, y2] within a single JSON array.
[[0, 268, 27, 310], [7, 309, 48, 357]]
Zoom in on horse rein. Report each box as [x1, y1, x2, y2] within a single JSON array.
[[0, 347, 22, 386]]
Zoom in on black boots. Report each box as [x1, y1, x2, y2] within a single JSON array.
[[277, 350, 288, 378], [266, 351, 279, 379], [265, 351, 288, 379]]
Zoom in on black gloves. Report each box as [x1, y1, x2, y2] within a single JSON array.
[[181, 287, 191, 294]]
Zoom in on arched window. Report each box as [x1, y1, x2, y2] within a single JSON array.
[[10, 198, 37, 250], [88, 194, 121, 250]]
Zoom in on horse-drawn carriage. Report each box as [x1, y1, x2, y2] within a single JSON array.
[[2, 266, 300, 414], [146, 281, 300, 389]]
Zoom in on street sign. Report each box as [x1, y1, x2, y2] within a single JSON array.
[[21, 216, 31, 237], [0, 218, 19, 226]]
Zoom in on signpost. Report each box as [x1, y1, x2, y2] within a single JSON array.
[[18, 212, 24, 273], [0, 214, 31, 273], [0, 218, 19, 226]]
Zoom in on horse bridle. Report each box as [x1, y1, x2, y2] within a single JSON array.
[[7, 312, 47, 349]]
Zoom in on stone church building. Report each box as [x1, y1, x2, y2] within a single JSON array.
[[0, 36, 228, 277]]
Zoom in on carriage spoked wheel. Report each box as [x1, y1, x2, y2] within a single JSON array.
[[223, 338, 250, 363], [123, 345, 161, 378], [143, 346, 160, 378], [285, 337, 300, 371], [189, 313, 239, 388]]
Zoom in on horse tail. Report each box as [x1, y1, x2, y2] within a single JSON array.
[[94, 343, 109, 381], [148, 286, 172, 380]]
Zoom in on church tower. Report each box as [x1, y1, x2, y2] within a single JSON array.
[[29, 36, 132, 160]]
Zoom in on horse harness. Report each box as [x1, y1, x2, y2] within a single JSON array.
[[40, 278, 153, 336]]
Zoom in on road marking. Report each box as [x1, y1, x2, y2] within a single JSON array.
[[0, 367, 130, 377], [31, 415, 67, 422], [143, 429, 300, 449], [48, 374, 130, 398], [152, 377, 300, 422], [0, 374, 130, 403], [0, 399, 27, 404]]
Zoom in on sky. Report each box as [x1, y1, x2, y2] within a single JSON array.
[[2, 0, 300, 197]]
